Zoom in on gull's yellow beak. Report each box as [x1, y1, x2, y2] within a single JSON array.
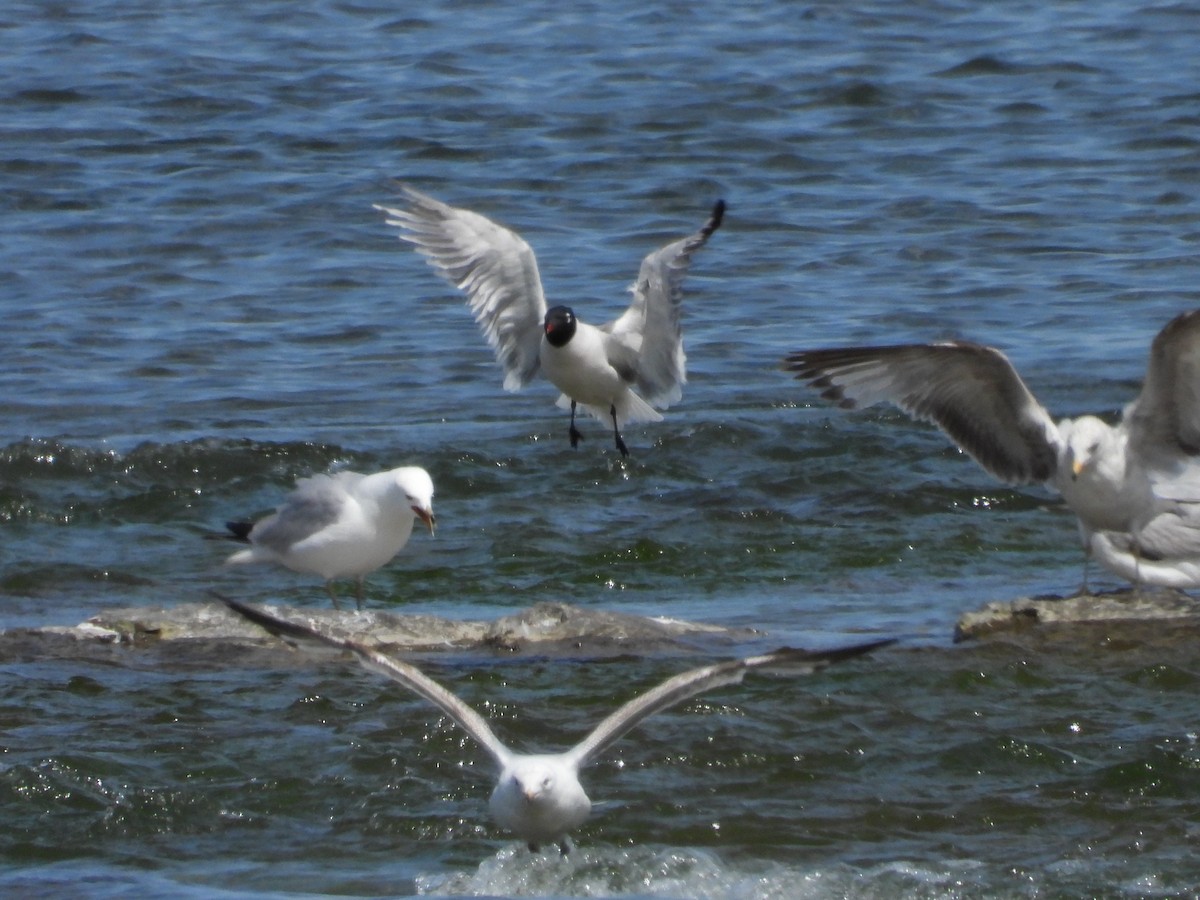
[[1071, 459, 1085, 477]]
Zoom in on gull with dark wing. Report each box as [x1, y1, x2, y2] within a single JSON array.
[[222, 466, 435, 610], [784, 310, 1200, 589], [375, 187, 725, 457], [221, 596, 893, 853]]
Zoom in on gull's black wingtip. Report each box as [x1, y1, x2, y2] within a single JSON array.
[[224, 521, 254, 543], [770, 636, 898, 665], [211, 591, 275, 630], [211, 591, 311, 645], [707, 198, 726, 235]]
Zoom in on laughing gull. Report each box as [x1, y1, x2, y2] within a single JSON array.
[[376, 187, 724, 457], [221, 596, 893, 852], [784, 310, 1200, 589]]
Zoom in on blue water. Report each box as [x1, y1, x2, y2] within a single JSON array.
[[3, 0, 1200, 896]]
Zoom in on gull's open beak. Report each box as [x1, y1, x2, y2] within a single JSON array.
[[414, 506, 436, 536]]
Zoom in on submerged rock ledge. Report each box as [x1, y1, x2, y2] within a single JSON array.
[[21, 600, 759, 656], [954, 587, 1200, 642]]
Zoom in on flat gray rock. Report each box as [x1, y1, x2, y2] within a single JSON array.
[[954, 587, 1200, 641], [20, 600, 757, 657]]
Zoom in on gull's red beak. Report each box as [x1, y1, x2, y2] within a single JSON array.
[[413, 506, 436, 536]]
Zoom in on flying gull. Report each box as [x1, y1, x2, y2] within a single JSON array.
[[222, 466, 435, 609], [221, 596, 894, 853], [376, 187, 725, 457], [783, 310, 1200, 589]]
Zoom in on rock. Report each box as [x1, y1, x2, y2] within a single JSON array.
[[954, 587, 1200, 641], [482, 601, 750, 652], [18, 600, 757, 657]]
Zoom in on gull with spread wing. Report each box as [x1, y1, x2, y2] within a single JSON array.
[[376, 187, 724, 457], [222, 466, 435, 609], [784, 310, 1200, 589], [221, 596, 893, 853]]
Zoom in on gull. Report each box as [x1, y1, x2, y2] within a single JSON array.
[[222, 466, 435, 609], [783, 309, 1200, 589], [220, 596, 894, 853], [375, 187, 725, 457]]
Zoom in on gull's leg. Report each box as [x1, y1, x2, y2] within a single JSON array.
[[1077, 528, 1094, 596], [527, 841, 541, 853], [558, 836, 574, 856], [354, 577, 365, 611], [610, 404, 628, 458], [325, 582, 343, 611], [569, 400, 583, 449]]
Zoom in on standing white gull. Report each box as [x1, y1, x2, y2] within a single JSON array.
[[783, 310, 1200, 589], [222, 466, 435, 609], [375, 187, 725, 457], [220, 596, 894, 853]]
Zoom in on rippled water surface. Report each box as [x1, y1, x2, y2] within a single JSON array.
[[3, 0, 1200, 896]]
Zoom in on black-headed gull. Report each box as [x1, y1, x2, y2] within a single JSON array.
[[784, 310, 1200, 589], [222, 466, 435, 609], [221, 596, 894, 853], [376, 187, 724, 457]]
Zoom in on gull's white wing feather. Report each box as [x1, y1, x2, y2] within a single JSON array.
[[221, 597, 513, 768], [604, 200, 725, 408], [564, 638, 894, 770], [376, 186, 546, 391], [784, 342, 1061, 485]]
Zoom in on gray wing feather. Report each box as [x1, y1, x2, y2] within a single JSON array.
[[784, 342, 1061, 485], [1126, 309, 1200, 462], [564, 638, 893, 770], [220, 597, 514, 767], [604, 200, 725, 407], [376, 186, 546, 391], [252, 474, 355, 554]]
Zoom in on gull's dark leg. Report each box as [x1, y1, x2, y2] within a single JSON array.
[[558, 836, 573, 856], [527, 841, 541, 853], [610, 404, 628, 457], [325, 582, 343, 611], [568, 400, 583, 449], [354, 577, 365, 611]]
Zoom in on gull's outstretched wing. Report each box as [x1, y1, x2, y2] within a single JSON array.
[[564, 637, 895, 770], [376, 186, 546, 391], [221, 596, 513, 768], [604, 199, 725, 408], [784, 342, 1061, 485], [1125, 309, 1200, 467]]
